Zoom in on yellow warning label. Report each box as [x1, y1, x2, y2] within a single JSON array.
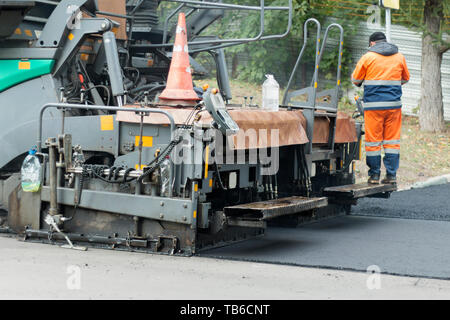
[[193, 211, 197, 219], [24, 29, 33, 37], [204, 145, 210, 179], [18, 61, 30, 70], [135, 136, 153, 148], [14, 28, 22, 35], [100, 115, 114, 131], [68, 33, 74, 41], [381, 0, 400, 10]]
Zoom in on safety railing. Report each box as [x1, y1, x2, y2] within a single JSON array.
[[282, 19, 345, 154], [132, 0, 293, 53], [315, 23, 344, 112], [282, 18, 321, 109], [282, 19, 344, 113], [37, 103, 176, 152], [37, 103, 177, 197]]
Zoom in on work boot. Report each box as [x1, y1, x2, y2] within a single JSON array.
[[368, 174, 380, 184], [381, 175, 397, 184]]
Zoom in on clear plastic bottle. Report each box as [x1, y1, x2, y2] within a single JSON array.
[[159, 156, 171, 197], [21, 148, 41, 192], [262, 74, 279, 111]]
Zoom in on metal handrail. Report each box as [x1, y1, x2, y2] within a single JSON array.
[[38, 103, 178, 197], [162, 4, 197, 44], [132, 0, 292, 53], [37, 103, 176, 152], [282, 18, 321, 106], [162, 3, 185, 44], [317, 23, 344, 95]]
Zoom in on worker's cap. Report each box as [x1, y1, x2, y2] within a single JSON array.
[[369, 32, 387, 45]]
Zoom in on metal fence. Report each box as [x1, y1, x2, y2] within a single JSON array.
[[348, 22, 450, 120], [218, 21, 449, 121]]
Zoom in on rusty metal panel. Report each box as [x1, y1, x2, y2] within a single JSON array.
[[226, 109, 308, 149], [324, 183, 397, 199], [224, 196, 328, 220], [334, 112, 358, 143], [7, 185, 41, 233], [116, 106, 309, 149], [97, 0, 127, 40], [116, 105, 356, 148], [313, 111, 357, 144]]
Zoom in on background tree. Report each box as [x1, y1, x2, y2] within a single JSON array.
[[394, 0, 449, 132], [419, 0, 449, 132], [202, 0, 363, 88], [196, 0, 449, 130]]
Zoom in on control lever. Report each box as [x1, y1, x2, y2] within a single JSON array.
[[45, 215, 87, 251], [204, 89, 239, 135], [354, 96, 364, 119]]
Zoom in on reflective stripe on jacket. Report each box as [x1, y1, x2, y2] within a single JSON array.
[[352, 42, 410, 111]]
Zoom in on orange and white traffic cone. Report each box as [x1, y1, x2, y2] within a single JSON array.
[[158, 13, 200, 106]]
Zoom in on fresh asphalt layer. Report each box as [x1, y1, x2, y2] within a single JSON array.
[[353, 184, 450, 221], [200, 184, 450, 279]]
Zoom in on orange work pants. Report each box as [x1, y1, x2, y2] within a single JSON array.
[[364, 108, 401, 177]]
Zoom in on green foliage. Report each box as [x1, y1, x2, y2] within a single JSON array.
[[202, 0, 366, 88], [197, 0, 448, 87], [215, 0, 301, 84], [393, 0, 449, 51]]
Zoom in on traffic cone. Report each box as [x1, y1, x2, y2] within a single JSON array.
[[158, 13, 200, 106]]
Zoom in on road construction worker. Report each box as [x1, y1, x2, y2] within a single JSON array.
[[352, 32, 410, 184]]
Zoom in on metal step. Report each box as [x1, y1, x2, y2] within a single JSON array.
[[324, 183, 397, 200], [224, 196, 329, 221]]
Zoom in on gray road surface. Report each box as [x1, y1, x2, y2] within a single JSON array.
[[1, 185, 449, 299], [201, 185, 450, 279], [1, 236, 450, 299], [353, 184, 450, 220]]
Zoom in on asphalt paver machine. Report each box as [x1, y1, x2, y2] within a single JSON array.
[[0, 0, 395, 255]]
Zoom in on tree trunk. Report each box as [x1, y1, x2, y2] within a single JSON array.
[[419, 0, 445, 132]]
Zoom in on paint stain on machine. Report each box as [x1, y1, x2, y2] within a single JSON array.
[[100, 115, 114, 131], [134, 136, 153, 147]]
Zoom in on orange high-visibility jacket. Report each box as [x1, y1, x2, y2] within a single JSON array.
[[352, 42, 410, 110]]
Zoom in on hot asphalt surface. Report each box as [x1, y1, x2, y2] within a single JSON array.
[[353, 184, 450, 221], [200, 184, 450, 279]]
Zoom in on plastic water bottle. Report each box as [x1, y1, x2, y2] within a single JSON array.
[[21, 148, 41, 192], [159, 156, 171, 197], [262, 74, 279, 111]]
